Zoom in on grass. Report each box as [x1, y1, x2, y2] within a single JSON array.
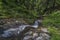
[[48, 27, 60, 40]]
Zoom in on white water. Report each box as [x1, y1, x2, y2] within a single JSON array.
[[0, 20, 40, 38]]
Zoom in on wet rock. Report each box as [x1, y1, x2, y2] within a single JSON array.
[[22, 28, 51, 40], [0, 27, 5, 34]]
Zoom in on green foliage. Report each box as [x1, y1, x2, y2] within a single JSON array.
[[2, 0, 41, 19], [1, 0, 60, 19], [48, 27, 60, 40], [43, 11, 60, 28]]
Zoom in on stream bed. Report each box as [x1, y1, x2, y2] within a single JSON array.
[[0, 18, 51, 40]]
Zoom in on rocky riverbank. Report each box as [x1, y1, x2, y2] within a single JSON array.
[[0, 18, 51, 40]]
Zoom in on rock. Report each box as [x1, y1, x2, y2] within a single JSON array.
[[40, 27, 49, 33], [0, 27, 5, 34], [22, 28, 51, 40], [33, 32, 38, 38]]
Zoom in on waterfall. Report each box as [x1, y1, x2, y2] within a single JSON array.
[[31, 20, 39, 28]]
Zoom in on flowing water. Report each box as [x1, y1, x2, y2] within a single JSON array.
[[0, 20, 51, 40]]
